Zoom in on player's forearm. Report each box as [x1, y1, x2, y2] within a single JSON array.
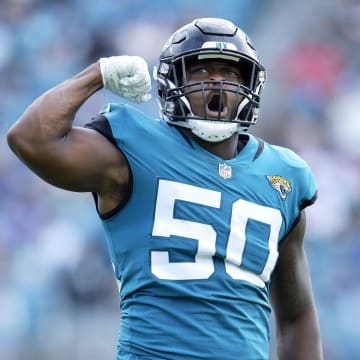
[[276, 310, 323, 360], [7, 62, 103, 152]]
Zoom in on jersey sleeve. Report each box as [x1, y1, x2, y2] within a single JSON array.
[[273, 144, 318, 212], [84, 114, 118, 147], [300, 168, 318, 210], [84, 102, 138, 147], [294, 154, 318, 211]]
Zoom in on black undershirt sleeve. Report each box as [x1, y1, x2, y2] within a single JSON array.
[[84, 114, 117, 147], [84, 114, 133, 219]]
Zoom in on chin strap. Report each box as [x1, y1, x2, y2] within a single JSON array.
[[188, 120, 239, 142]]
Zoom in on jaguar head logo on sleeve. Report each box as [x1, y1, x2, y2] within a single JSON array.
[[267, 175, 292, 200]]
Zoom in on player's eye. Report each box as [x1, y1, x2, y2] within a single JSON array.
[[224, 69, 241, 79], [190, 67, 209, 76]]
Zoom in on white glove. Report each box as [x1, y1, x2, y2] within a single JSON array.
[[99, 55, 152, 102]]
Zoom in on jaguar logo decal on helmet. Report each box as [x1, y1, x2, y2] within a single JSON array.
[[202, 41, 238, 51]]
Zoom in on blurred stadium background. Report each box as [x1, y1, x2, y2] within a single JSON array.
[[1, 0, 359, 359]]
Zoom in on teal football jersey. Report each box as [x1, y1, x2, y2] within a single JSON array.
[[90, 103, 317, 360]]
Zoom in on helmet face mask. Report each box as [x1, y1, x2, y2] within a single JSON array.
[[154, 18, 266, 142]]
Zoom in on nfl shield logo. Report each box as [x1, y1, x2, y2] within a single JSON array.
[[218, 163, 232, 179]]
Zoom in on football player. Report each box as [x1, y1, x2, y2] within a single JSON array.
[[7, 18, 323, 359]]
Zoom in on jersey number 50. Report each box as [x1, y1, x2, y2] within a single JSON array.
[[151, 179, 282, 288]]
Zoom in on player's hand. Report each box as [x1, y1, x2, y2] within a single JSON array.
[[99, 55, 152, 102]]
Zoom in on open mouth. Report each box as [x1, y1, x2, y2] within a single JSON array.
[[206, 93, 227, 116]]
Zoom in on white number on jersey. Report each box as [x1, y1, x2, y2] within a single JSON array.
[[151, 179, 281, 288]]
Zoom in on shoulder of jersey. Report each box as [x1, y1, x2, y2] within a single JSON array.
[[262, 141, 310, 169], [99, 102, 161, 123]]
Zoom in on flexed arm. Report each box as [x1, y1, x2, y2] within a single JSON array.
[[7, 56, 151, 212]]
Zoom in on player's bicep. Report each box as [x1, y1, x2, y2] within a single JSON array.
[[29, 126, 124, 193], [270, 211, 314, 323]]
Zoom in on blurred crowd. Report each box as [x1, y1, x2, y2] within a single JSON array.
[[0, 0, 359, 359]]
